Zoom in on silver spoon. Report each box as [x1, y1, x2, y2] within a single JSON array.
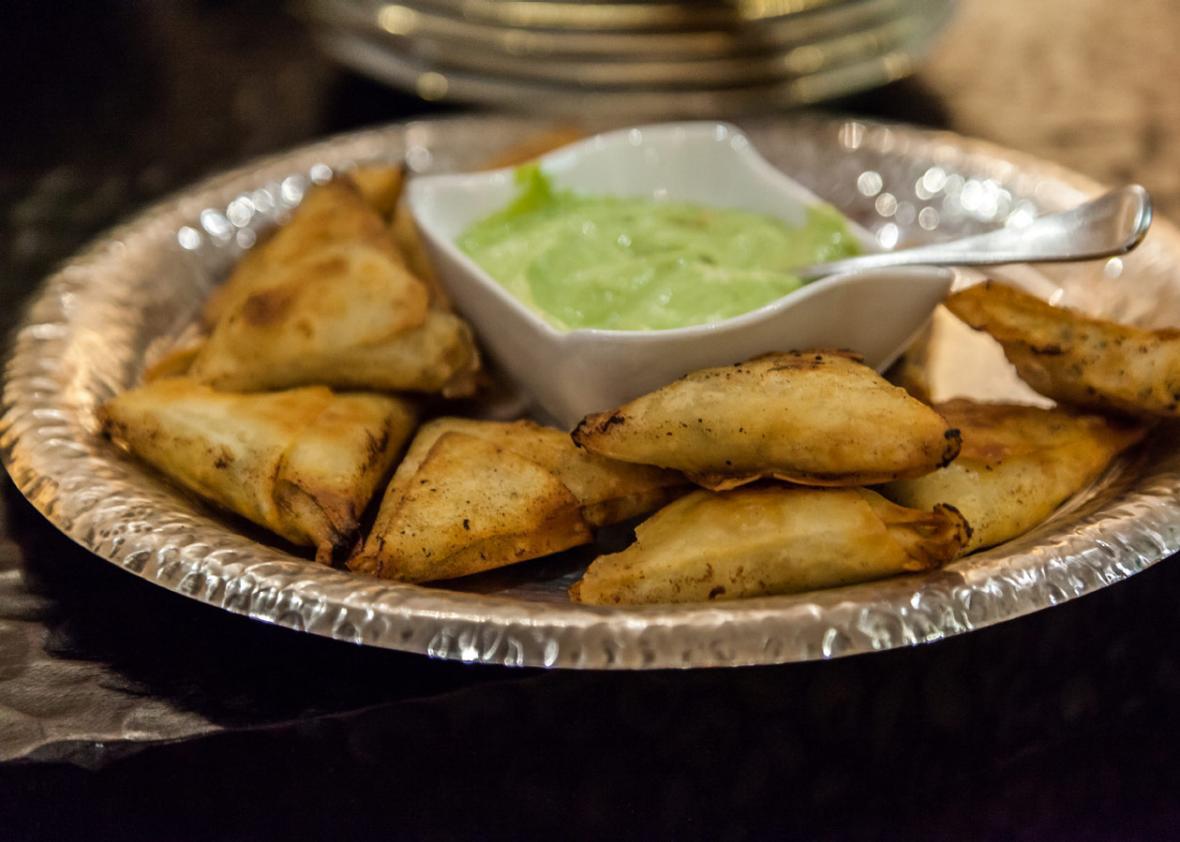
[[794, 184, 1153, 280]]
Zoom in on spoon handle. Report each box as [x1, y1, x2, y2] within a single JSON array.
[[795, 185, 1153, 280]]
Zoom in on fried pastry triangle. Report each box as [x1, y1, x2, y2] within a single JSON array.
[[101, 379, 416, 562], [946, 281, 1180, 418], [353, 432, 591, 582], [573, 351, 961, 490], [188, 250, 478, 395], [203, 178, 406, 325], [570, 487, 969, 605], [882, 399, 1146, 553], [386, 417, 685, 527]]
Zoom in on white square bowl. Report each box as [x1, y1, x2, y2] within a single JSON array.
[[408, 122, 954, 427]]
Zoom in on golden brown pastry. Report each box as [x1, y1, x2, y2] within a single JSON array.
[[100, 379, 417, 563], [572, 351, 962, 490], [945, 280, 1180, 418], [570, 487, 969, 605], [391, 203, 451, 310], [387, 417, 685, 527], [187, 245, 478, 395], [349, 164, 405, 218], [352, 432, 592, 582], [882, 399, 1146, 553], [202, 178, 405, 326]]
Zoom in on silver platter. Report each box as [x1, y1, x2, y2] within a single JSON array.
[[3, 115, 1179, 669]]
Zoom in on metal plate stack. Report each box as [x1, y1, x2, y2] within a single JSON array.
[[304, 0, 958, 116]]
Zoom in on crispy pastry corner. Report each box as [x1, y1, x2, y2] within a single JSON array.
[[101, 379, 416, 563], [946, 280, 1180, 418], [883, 398, 1147, 553]]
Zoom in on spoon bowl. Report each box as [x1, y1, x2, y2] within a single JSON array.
[[794, 184, 1152, 279]]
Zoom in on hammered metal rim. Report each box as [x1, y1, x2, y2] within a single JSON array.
[[3, 114, 1179, 669]]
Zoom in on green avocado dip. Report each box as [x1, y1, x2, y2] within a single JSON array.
[[457, 165, 860, 331]]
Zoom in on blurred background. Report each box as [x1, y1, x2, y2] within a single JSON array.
[[5, 1, 1180, 839], [5, 0, 1179, 326]]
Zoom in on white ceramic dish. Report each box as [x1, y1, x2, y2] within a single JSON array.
[[408, 121, 954, 426]]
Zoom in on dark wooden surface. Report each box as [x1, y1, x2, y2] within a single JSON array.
[[3, 1, 1180, 839]]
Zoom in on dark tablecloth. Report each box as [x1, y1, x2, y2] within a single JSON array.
[[3, 1, 1180, 838]]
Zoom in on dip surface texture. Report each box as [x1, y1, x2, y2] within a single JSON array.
[[457, 166, 860, 331]]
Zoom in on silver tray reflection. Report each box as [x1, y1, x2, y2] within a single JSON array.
[[3, 115, 1179, 669]]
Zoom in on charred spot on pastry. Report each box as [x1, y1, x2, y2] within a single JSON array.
[[241, 285, 296, 327], [940, 428, 963, 466]]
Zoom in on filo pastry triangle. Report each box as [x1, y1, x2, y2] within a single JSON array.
[[147, 177, 416, 383], [882, 399, 1146, 553], [945, 281, 1180, 419], [570, 487, 970, 605], [185, 176, 479, 396], [350, 415, 686, 581], [202, 178, 409, 326], [376, 417, 685, 528], [186, 243, 479, 396], [100, 379, 416, 563], [573, 350, 961, 490], [351, 431, 593, 582]]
